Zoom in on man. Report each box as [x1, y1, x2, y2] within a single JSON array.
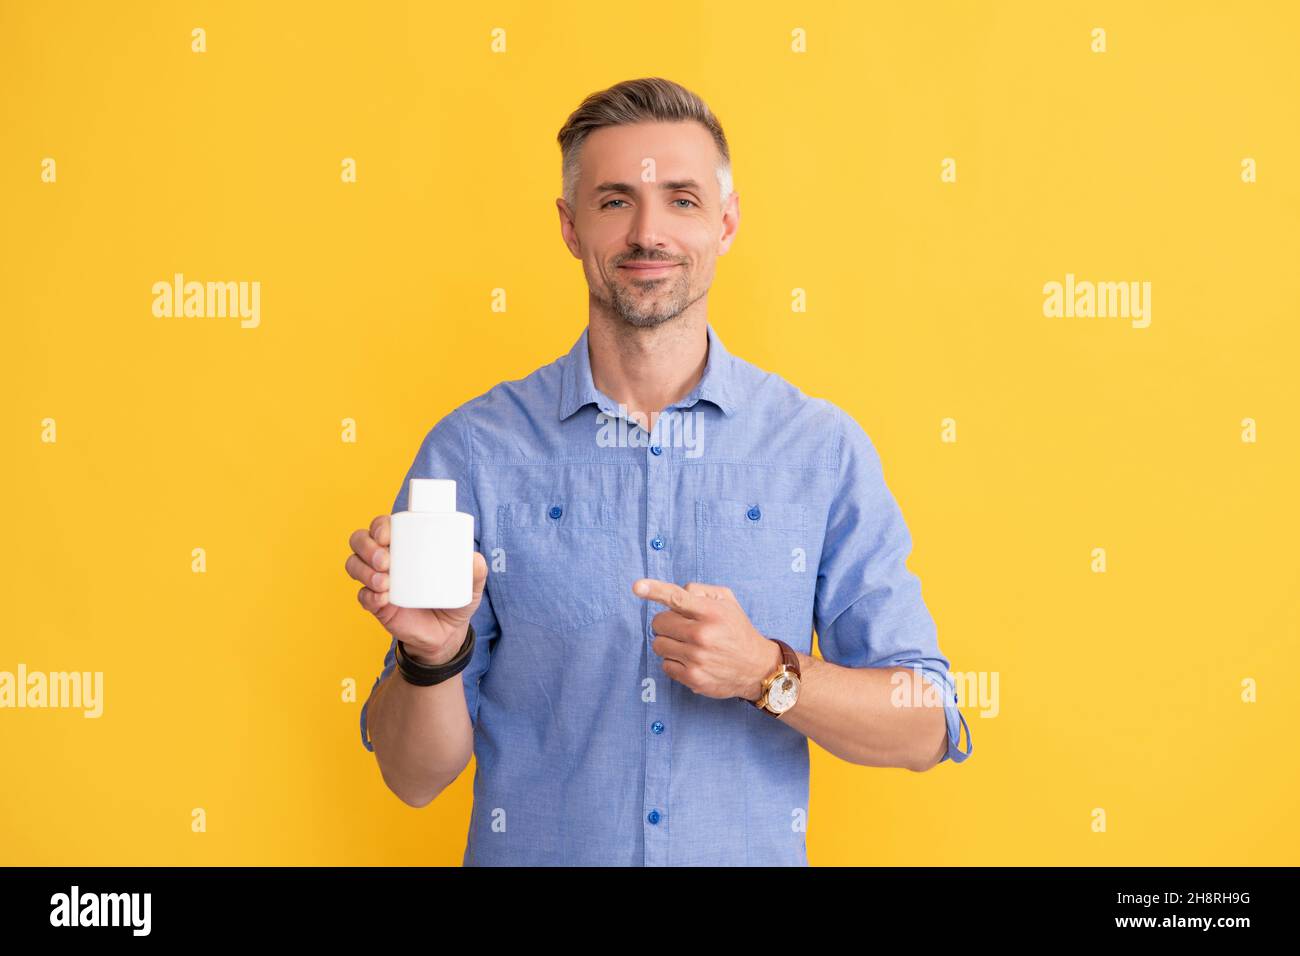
[[345, 76, 972, 866]]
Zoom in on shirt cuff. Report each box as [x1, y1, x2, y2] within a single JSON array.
[[919, 668, 972, 765], [359, 672, 386, 753]]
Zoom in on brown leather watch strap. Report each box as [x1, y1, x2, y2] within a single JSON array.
[[774, 639, 800, 677]]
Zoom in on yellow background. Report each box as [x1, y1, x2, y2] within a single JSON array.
[[2, 0, 1297, 865]]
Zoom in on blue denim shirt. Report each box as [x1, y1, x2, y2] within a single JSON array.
[[361, 322, 971, 865]]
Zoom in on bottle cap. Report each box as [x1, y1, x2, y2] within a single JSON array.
[[408, 478, 456, 513]]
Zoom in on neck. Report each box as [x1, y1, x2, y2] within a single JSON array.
[[586, 311, 709, 435]]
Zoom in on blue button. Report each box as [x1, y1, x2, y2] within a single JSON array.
[[650, 535, 664, 550], [747, 505, 761, 521], [647, 809, 661, 825], [548, 505, 563, 520], [650, 445, 662, 455], [651, 720, 664, 734]]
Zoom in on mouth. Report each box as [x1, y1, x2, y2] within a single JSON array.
[[619, 262, 680, 279]]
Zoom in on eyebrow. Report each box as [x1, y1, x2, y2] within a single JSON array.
[[593, 179, 704, 196]]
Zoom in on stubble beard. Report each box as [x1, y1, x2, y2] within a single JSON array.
[[605, 264, 694, 330]]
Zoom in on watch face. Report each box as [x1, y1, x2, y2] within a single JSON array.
[[767, 672, 800, 713]]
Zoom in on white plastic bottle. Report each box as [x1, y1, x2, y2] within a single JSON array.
[[388, 478, 474, 609]]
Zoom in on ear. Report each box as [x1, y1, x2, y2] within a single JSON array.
[[717, 190, 740, 255], [556, 196, 583, 259]]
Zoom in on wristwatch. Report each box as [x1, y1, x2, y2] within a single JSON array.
[[748, 639, 801, 717]]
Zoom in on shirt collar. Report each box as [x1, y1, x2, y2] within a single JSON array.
[[558, 321, 739, 422]]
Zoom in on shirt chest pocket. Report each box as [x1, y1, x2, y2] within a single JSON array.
[[494, 499, 621, 633], [694, 498, 815, 650]]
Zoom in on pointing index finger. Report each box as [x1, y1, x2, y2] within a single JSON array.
[[632, 578, 704, 618]]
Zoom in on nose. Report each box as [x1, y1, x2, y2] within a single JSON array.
[[626, 199, 668, 252]]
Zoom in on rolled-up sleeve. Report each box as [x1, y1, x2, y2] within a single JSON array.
[[359, 409, 499, 753], [811, 405, 971, 765]]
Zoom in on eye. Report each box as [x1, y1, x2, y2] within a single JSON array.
[[601, 198, 628, 209], [673, 198, 697, 208]]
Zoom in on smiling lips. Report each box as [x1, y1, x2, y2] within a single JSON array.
[[620, 261, 679, 278]]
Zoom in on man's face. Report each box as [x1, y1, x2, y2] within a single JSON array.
[[558, 120, 739, 329]]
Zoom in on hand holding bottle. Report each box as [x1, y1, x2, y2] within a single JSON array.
[[346, 513, 488, 666]]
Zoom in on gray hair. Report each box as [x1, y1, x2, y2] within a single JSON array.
[[556, 77, 733, 211]]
